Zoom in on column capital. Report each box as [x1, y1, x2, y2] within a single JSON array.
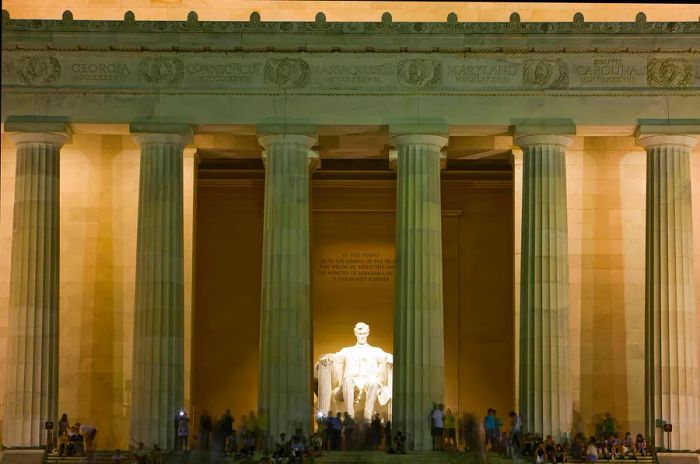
[[258, 133, 319, 171], [635, 120, 700, 150], [129, 123, 193, 147], [514, 135, 573, 150], [257, 133, 317, 150], [637, 134, 698, 151], [390, 134, 449, 149], [389, 133, 449, 170], [5, 116, 71, 146]]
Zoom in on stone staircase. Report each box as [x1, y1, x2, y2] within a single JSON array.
[[42, 450, 658, 464]]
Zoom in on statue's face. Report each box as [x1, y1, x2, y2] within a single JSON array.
[[354, 326, 369, 344]]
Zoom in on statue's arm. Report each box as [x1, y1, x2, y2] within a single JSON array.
[[318, 351, 345, 386]]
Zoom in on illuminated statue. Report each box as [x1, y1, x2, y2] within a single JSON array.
[[315, 322, 393, 421]]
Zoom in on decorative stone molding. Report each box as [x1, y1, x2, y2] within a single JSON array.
[[2, 9, 698, 35], [139, 57, 184, 86], [3, 51, 696, 94], [397, 59, 442, 89], [15, 56, 60, 85], [647, 58, 694, 88], [263, 58, 310, 89], [523, 59, 568, 89]]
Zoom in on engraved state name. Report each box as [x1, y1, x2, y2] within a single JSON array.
[[447, 63, 518, 83], [186, 62, 263, 83], [71, 62, 130, 81], [310, 63, 396, 85], [576, 59, 642, 84]]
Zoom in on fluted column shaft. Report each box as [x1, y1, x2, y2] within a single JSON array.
[[392, 134, 447, 451], [517, 135, 572, 440], [130, 133, 189, 449], [257, 133, 318, 448], [642, 134, 700, 450], [3, 132, 67, 447]]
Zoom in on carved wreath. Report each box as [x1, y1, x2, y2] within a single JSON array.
[[647, 58, 693, 88], [397, 59, 442, 89], [16, 56, 61, 86], [264, 58, 310, 89], [523, 59, 569, 89], [139, 57, 184, 86]]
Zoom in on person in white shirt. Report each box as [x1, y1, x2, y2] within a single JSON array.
[[431, 403, 445, 451], [586, 438, 599, 463]]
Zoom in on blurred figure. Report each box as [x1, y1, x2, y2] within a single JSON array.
[[199, 410, 212, 451], [444, 408, 457, 450], [461, 413, 486, 464]]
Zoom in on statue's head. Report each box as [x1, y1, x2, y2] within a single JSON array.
[[354, 322, 370, 345]]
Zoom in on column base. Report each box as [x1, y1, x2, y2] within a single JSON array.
[[1, 449, 46, 464]]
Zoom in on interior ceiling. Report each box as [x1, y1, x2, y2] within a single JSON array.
[[194, 128, 514, 163]]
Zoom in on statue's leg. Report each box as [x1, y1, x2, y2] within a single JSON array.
[[342, 378, 355, 418], [364, 380, 381, 421]]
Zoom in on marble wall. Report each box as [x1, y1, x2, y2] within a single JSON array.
[[0, 133, 196, 449]]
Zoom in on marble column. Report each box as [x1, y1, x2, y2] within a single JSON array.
[[257, 133, 318, 448], [129, 131, 190, 449], [3, 130, 68, 447], [641, 133, 700, 451], [517, 134, 572, 440], [391, 133, 447, 451]]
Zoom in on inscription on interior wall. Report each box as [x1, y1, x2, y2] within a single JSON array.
[[317, 251, 395, 283]]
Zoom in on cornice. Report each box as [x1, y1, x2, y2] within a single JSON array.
[[2, 10, 699, 36], [4, 88, 699, 98]]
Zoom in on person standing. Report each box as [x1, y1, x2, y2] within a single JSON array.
[[199, 410, 212, 451], [509, 412, 522, 456], [370, 413, 383, 450], [331, 412, 343, 450], [176, 412, 190, 451], [223, 409, 234, 442], [444, 408, 456, 450], [493, 410, 503, 452], [134, 442, 148, 464], [342, 412, 355, 450], [430, 403, 437, 450], [431, 404, 445, 451], [246, 411, 258, 449], [483, 408, 496, 451]]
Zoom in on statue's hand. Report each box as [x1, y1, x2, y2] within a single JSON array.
[[319, 354, 334, 366], [386, 354, 393, 365]]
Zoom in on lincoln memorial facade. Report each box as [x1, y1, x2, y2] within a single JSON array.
[[1, 1, 700, 456]]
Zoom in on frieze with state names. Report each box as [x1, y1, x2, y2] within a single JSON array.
[[2, 52, 699, 92]]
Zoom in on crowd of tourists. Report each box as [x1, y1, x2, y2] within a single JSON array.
[[469, 409, 651, 464], [175, 407, 654, 464], [50, 408, 652, 463]]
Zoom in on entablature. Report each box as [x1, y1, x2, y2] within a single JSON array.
[[2, 10, 699, 127]]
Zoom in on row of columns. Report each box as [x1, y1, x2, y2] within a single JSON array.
[[2, 120, 698, 450]]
